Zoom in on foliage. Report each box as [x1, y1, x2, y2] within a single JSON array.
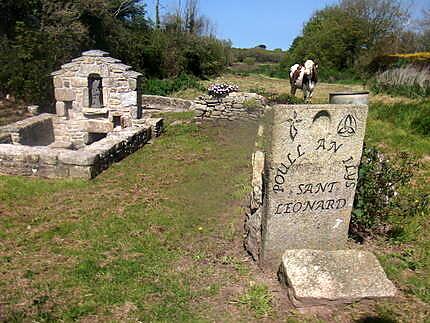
[[0, 0, 232, 105], [248, 88, 305, 105], [244, 57, 256, 66], [141, 73, 204, 96], [351, 145, 421, 235], [232, 47, 286, 63], [287, 0, 412, 79], [234, 283, 272, 318]]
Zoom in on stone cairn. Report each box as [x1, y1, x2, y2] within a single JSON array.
[[245, 104, 397, 307]]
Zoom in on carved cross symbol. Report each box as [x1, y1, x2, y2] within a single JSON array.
[[287, 110, 302, 142]]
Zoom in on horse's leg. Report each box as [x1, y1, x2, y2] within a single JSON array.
[[291, 85, 296, 96], [303, 87, 308, 103]]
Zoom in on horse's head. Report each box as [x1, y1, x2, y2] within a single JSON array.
[[304, 60, 318, 83]]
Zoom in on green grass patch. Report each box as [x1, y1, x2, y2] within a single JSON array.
[[0, 117, 259, 321], [234, 283, 273, 318]]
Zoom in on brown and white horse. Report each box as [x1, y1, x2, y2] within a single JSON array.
[[289, 60, 318, 103]]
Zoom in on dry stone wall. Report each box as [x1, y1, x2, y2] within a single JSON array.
[[193, 92, 267, 121], [140, 92, 268, 121]]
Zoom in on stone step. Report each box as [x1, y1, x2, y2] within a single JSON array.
[[279, 249, 397, 307]]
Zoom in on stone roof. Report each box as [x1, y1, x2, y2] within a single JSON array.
[[50, 50, 142, 77], [82, 50, 110, 57]]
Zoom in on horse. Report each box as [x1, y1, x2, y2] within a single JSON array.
[[289, 60, 318, 103]]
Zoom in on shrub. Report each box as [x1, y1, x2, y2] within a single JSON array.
[[351, 145, 421, 237], [268, 93, 305, 105], [244, 57, 256, 66], [141, 74, 205, 96]]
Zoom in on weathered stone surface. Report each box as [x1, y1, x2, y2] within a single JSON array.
[[141, 95, 192, 113], [245, 150, 265, 261], [279, 249, 397, 307], [82, 50, 109, 57], [120, 92, 137, 107], [27, 105, 40, 116], [56, 102, 66, 117], [55, 88, 75, 101], [261, 104, 368, 270], [83, 120, 114, 133], [58, 150, 98, 166]]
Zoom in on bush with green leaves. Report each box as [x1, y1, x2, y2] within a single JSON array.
[[141, 74, 205, 96], [351, 145, 423, 236]]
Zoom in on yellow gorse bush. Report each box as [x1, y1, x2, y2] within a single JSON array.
[[388, 52, 430, 62]]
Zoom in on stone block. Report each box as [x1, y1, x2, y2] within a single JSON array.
[[56, 102, 66, 117], [82, 88, 89, 108], [53, 76, 63, 88], [58, 150, 98, 166], [279, 249, 397, 307], [79, 64, 100, 77], [261, 105, 368, 270], [120, 91, 137, 107], [84, 120, 113, 134], [55, 88, 75, 101], [128, 78, 137, 90], [68, 165, 95, 179], [71, 77, 88, 88]]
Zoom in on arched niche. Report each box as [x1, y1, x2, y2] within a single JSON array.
[[88, 74, 103, 108]]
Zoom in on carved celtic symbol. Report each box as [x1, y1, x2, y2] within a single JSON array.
[[337, 114, 357, 137], [287, 110, 302, 142]]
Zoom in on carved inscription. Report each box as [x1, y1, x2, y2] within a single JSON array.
[[342, 157, 358, 188], [272, 110, 362, 218], [275, 198, 347, 215], [297, 181, 339, 195], [273, 144, 305, 193], [315, 138, 343, 153]]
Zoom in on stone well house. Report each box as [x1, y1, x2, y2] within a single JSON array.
[[51, 50, 143, 148]]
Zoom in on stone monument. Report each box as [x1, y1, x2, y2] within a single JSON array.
[[245, 104, 396, 306]]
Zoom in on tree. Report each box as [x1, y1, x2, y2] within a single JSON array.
[[288, 0, 410, 73]]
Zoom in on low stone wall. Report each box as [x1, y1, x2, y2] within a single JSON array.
[[141, 95, 193, 114], [1, 114, 55, 146], [0, 125, 151, 179], [193, 92, 267, 121]]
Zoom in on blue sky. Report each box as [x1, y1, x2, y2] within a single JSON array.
[[145, 0, 430, 50]]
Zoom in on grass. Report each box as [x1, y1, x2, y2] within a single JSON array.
[[364, 97, 430, 315], [233, 283, 273, 318], [0, 75, 429, 321], [0, 116, 262, 321]]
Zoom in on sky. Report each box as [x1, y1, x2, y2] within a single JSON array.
[[145, 0, 430, 50]]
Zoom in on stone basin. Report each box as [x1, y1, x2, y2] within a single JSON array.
[[329, 91, 369, 105]]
